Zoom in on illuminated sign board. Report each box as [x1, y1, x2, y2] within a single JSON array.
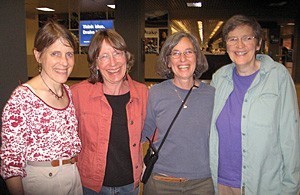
[[79, 20, 114, 46]]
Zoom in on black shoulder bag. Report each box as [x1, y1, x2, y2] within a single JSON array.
[[141, 84, 196, 184]]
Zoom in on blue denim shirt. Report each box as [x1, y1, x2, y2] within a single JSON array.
[[210, 54, 300, 194]]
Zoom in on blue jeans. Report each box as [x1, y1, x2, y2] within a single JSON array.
[[83, 183, 139, 195]]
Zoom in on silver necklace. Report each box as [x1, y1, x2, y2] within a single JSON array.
[[173, 80, 196, 109], [40, 74, 64, 100], [174, 88, 188, 108]]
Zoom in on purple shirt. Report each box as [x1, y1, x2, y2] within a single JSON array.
[[216, 68, 258, 188]]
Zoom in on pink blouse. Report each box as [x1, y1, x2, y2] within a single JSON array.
[[0, 84, 81, 179]]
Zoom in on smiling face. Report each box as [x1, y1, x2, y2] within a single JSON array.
[[34, 38, 75, 84], [96, 39, 127, 85], [168, 37, 196, 83], [226, 25, 261, 68]]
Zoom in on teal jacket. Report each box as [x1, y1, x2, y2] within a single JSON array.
[[210, 54, 300, 194]]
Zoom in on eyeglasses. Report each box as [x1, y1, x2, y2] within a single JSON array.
[[97, 51, 125, 62], [169, 49, 195, 59], [226, 36, 256, 46]]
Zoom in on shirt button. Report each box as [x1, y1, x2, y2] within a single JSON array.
[[244, 99, 248, 102], [243, 115, 246, 118], [243, 166, 246, 169], [242, 133, 246, 136], [130, 120, 134, 125], [133, 143, 136, 147], [243, 149, 246, 153], [49, 172, 52, 177], [135, 165, 138, 169]]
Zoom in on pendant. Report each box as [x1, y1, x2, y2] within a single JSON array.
[[183, 104, 188, 109]]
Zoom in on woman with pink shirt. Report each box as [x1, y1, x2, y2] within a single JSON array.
[[71, 29, 148, 195]]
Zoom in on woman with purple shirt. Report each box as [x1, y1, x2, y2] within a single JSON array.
[[210, 14, 300, 194]]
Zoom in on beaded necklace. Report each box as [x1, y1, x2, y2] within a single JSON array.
[[40, 74, 63, 99]]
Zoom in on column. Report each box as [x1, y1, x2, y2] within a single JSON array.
[[0, 0, 27, 124], [114, 0, 145, 82]]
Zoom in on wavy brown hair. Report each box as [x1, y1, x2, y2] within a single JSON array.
[[87, 29, 134, 84]]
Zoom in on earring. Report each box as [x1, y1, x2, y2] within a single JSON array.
[[97, 69, 101, 81], [38, 63, 42, 73], [168, 66, 172, 74]]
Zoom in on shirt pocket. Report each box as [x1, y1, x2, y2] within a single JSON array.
[[249, 92, 279, 128]]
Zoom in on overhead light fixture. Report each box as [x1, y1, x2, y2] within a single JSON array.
[[197, 21, 203, 43], [187, 2, 202, 7], [107, 4, 115, 9], [209, 21, 224, 39], [287, 22, 295, 26], [173, 20, 189, 32], [269, 1, 287, 6], [171, 26, 179, 34], [36, 7, 55, 12]]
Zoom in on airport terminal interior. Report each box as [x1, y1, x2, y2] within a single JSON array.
[[23, 0, 300, 106], [0, 0, 300, 193]]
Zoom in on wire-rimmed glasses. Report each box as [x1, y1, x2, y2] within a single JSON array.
[[226, 35, 256, 46], [97, 51, 125, 62], [169, 49, 196, 59]]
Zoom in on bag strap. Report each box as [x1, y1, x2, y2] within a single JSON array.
[[156, 84, 197, 153]]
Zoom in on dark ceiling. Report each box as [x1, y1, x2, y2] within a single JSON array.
[[25, 0, 299, 46], [144, 0, 298, 46], [145, 0, 298, 11]]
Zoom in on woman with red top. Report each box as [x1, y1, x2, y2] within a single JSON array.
[[71, 29, 148, 194], [0, 21, 82, 195]]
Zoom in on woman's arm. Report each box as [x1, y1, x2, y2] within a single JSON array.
[[5, 176, 24, 195], [141, 90, 157, 143], [279, 70, 300, 194], [1, 87, 28, 189]]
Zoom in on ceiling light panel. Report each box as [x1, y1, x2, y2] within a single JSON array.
[[36, 7, 55, 12], [187, 2, 202, 7]]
